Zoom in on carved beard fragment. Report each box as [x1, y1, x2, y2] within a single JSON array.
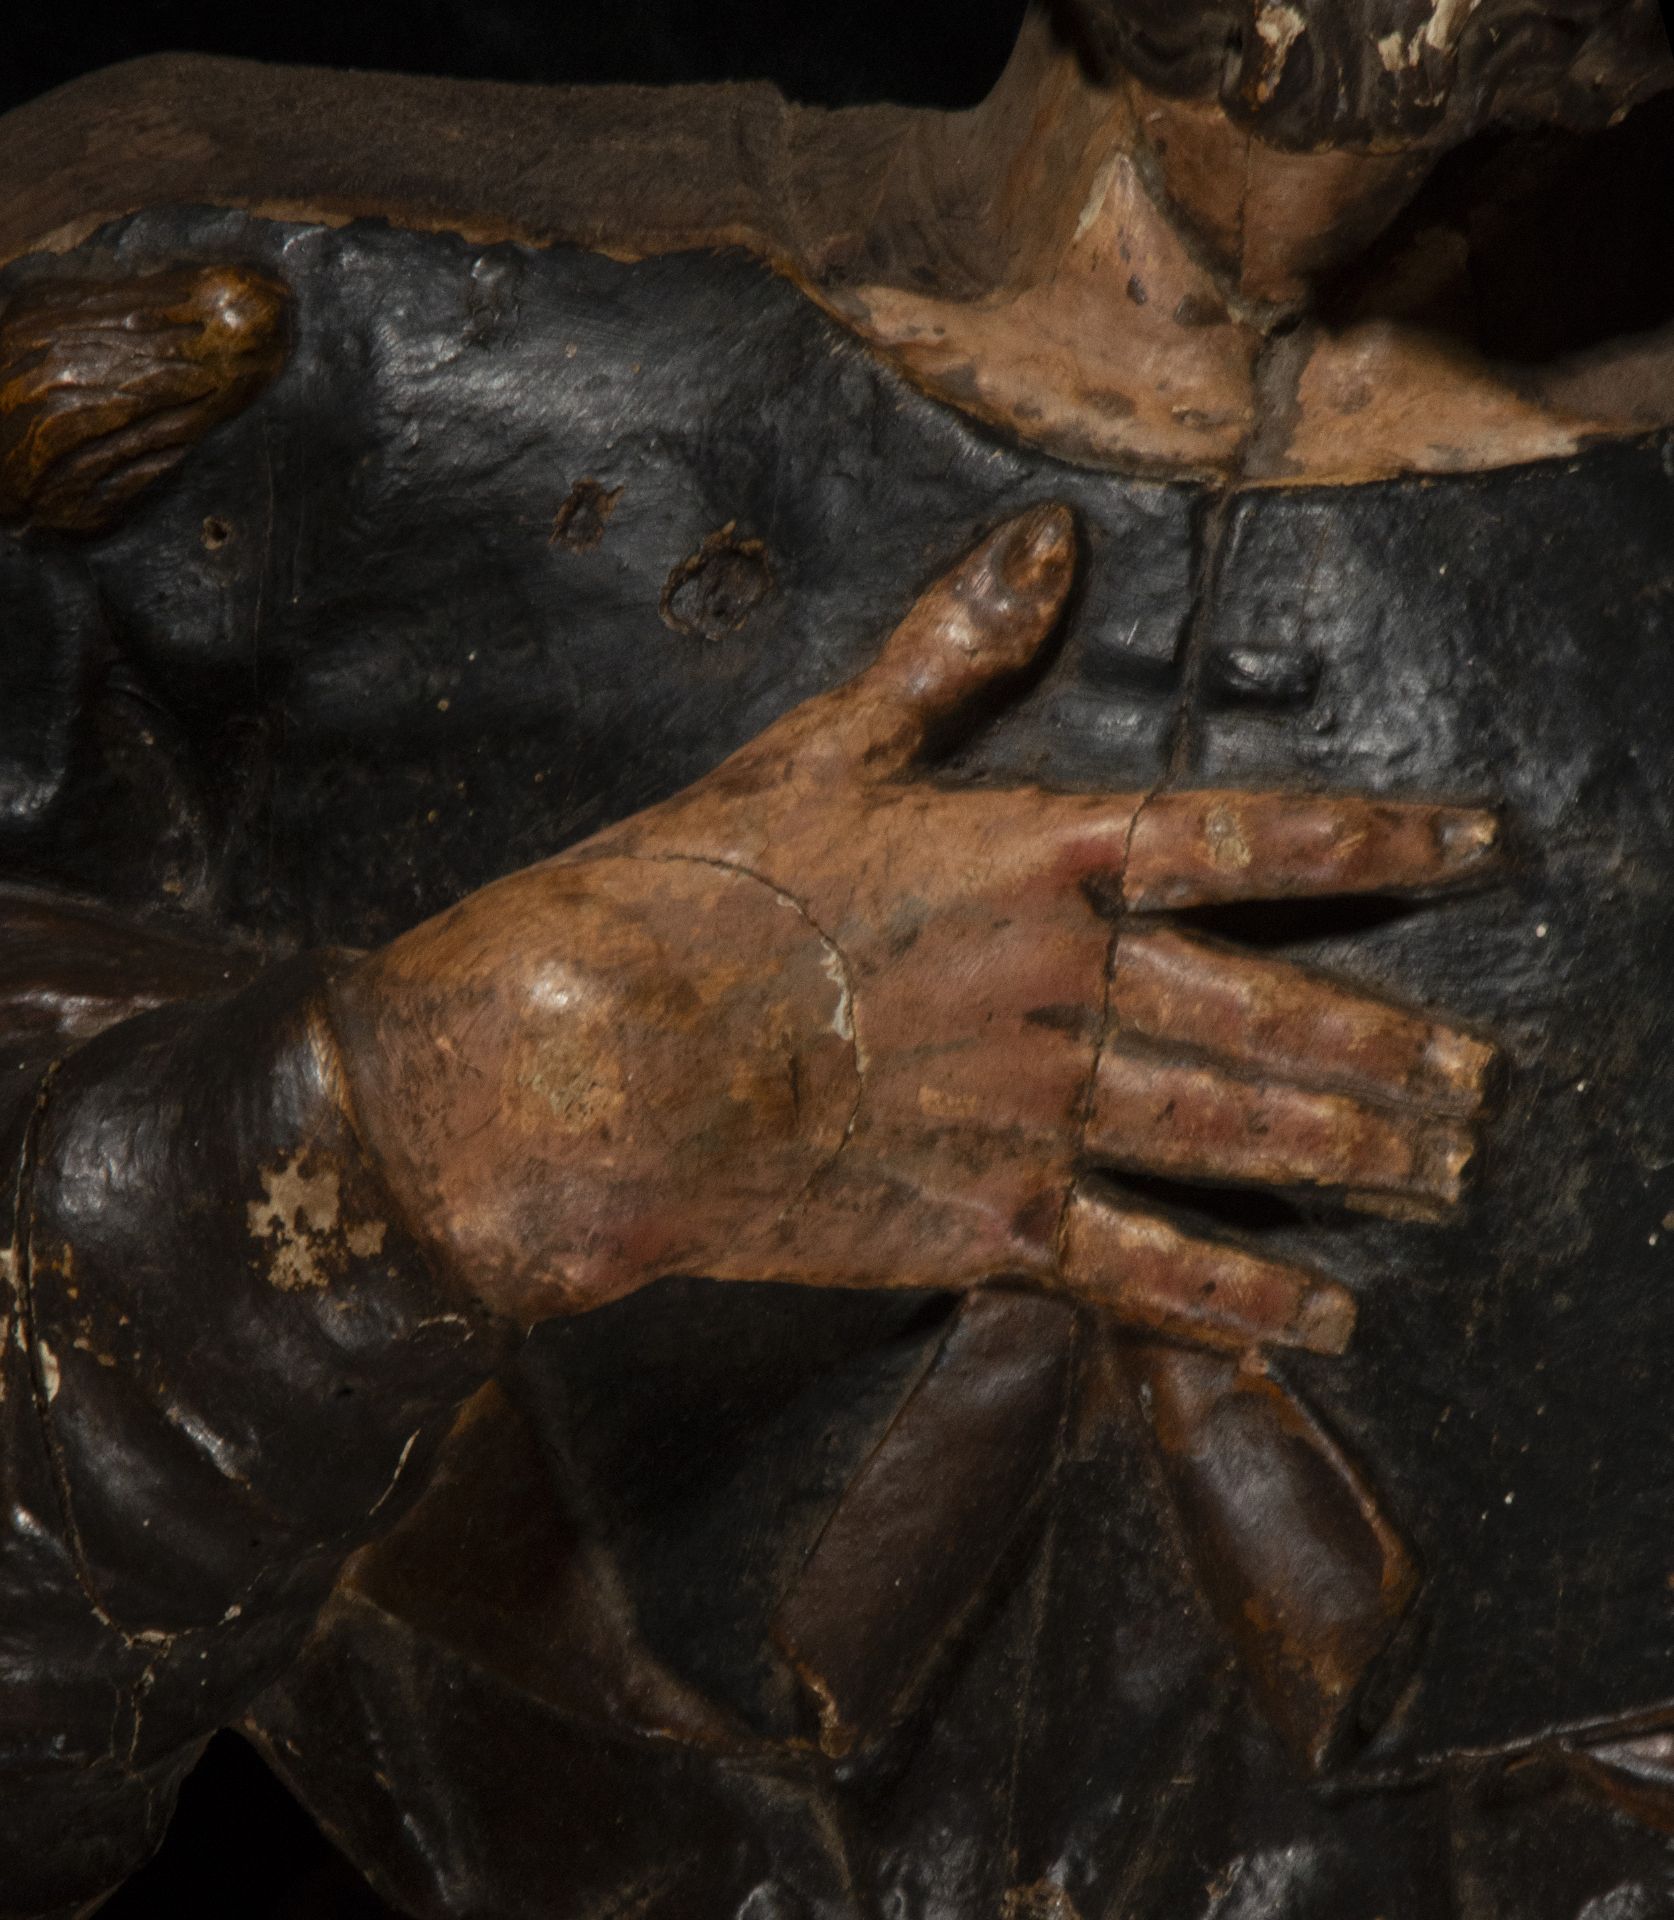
[[1062, 0, 1674, 145]]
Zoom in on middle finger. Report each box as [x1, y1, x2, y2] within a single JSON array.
[[1088, 1043, 1479, 1211]]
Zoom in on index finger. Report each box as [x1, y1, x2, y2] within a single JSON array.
[[1123, 793, 1501, 910]]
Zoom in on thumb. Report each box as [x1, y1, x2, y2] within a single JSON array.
[[803, 504, 1077, 778]]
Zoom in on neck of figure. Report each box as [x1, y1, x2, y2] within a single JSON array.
[[814, 16, 1674, 484]]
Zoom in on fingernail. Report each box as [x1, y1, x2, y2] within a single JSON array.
[[999, 503, 1075, 588], [1292, 1281, 1357, 1355], [1438, 809, 1501, 872], [1418, 1027, 1497, 1110], [1413, 1121, 1478, 1203]]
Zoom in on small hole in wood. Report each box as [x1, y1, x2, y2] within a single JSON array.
[[551, 478, 623, 553], [660, 523, 775, 641]]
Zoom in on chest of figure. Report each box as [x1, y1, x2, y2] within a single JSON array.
[[7, 213, 1674, 1766]]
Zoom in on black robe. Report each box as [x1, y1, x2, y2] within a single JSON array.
[[5, 208, 1674, 1918]]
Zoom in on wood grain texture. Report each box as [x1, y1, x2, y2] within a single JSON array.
[[2, 9, 1673, 483]]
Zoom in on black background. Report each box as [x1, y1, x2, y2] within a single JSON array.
[[5, 0, 1028, 119]]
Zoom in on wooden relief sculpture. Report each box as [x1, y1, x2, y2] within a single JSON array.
[[2, 2, 1674, 1915]]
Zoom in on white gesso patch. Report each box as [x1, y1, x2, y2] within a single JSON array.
[[1379, 0, 1479, 76], [1423, 0, 1481, 53], [1254, 3, 1306, 80], [36, 1339, 60, 1402], [1073, 150, 1123, 243], [820, 946, 855, 1043]]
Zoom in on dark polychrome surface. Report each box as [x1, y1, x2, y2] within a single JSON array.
[[0, 209, 1189, 939], [6, 213, 1674, 1912], [1188, 449, 1674, 1763]]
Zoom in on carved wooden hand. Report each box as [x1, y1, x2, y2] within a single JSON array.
[[333, 507, 1499, 1334]]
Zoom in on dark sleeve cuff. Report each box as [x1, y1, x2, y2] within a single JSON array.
[[15, 950, 517, 1762]]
